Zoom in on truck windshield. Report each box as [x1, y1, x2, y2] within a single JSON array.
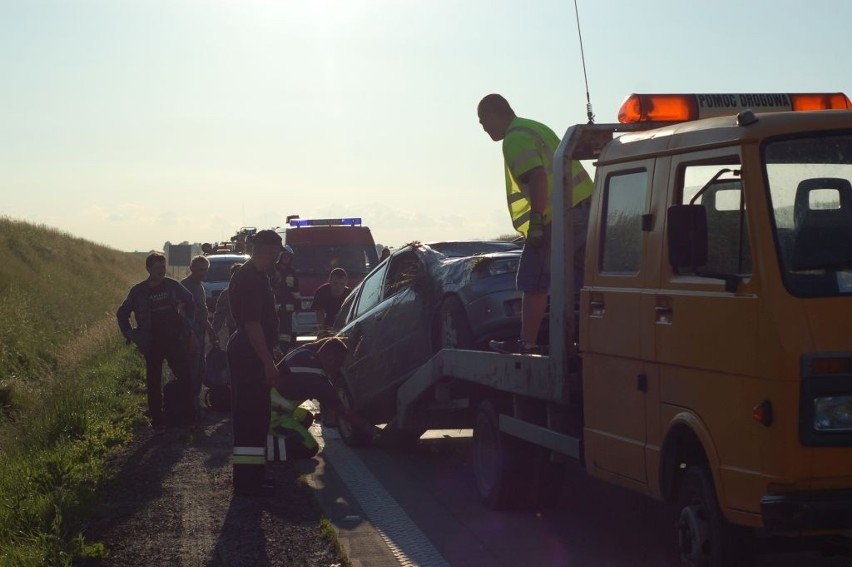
[[289, 244, 378, 278], [764, 132, 852, 297]]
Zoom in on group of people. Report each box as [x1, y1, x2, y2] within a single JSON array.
[[116, 231, 363, 496], [116, 92, 591, 496]]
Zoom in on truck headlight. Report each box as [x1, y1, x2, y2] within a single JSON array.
[[813, 395, 852, 431]]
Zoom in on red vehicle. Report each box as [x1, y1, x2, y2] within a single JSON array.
[[282, 217, 379, 335]]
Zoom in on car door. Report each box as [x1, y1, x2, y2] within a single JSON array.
[[338, 262, 391, 408], [380, 250, 432, 384]]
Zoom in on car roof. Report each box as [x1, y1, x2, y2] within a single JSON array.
[[206, 254, 250, 262]]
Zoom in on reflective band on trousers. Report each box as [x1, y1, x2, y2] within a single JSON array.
[[233, 446, 266, 465], [288, 366, 325, 376], [267, 435, 287, 461]]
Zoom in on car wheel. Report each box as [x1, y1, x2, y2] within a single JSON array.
[[435, 296, 474, 350], [334, 381, 372, 447]]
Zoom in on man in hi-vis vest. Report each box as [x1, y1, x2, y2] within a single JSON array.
[[478, 94, 593, 355]]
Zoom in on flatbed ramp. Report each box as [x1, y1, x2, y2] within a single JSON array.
[[392, 349, 582, 460]]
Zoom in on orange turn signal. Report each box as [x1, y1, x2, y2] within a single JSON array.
[[752, 400, 773, 427]]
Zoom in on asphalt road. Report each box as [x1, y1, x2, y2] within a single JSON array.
[[305, 427, 852, 567]]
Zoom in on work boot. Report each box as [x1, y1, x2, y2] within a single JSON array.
[[488, 338, 542, 355]]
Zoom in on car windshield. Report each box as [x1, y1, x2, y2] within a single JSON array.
[[204, 259, 244, 282], [428, 241, 520, 257], [763, 132, 852, 297], [289, 244, 378, 277]]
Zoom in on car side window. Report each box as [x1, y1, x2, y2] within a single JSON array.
[[384, 252, 420, 297], [354, 263, 389, 318]]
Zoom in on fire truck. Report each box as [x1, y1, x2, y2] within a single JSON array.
[[341, 92, 852, 564]]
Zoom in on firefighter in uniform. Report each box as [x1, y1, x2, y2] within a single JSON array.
[[227, 229, 283, 496], [477, 93, 594, 354], [270, 337, 373, 458], [272, 245, 300, 356]]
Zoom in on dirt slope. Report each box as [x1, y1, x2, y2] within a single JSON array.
[[83, 410, 341, 567]]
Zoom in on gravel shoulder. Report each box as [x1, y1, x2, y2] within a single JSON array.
[[82, 408, 343, 567]]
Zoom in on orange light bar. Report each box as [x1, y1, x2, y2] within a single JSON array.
[[790, 93, 852, 111], [618, 94, 698, 123], [618, 92, 851, 124]]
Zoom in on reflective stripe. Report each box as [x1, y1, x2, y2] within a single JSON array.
[[233, 455, 266, 465], [267, 434, 287, 461], [270, 413, 318, 449], [233, 446, 265, 456], [288, 366, 325, 376], [507, 192, 526, 204], [513, 210, 531, 231], [278, 334, 292, 342]]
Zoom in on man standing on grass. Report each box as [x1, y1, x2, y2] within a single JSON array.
[[117, 252, 198, 433], [181, 255, 216, 421]]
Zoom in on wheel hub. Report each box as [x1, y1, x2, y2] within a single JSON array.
[[678, 504, 710, 567]]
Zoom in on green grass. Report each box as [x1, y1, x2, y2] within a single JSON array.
[[0, 218, 149, 566]]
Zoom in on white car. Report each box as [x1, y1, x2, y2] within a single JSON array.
[[203, 253, 250, 311]]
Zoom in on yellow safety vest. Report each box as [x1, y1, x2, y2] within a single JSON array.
[[503, 117, 594, 237]]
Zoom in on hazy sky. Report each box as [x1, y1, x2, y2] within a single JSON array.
[[3, 0, 851, 252]]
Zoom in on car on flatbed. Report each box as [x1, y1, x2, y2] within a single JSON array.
[[331, 240, 530, 423]]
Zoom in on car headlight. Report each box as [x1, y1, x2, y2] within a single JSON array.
[[481, 258, 519, 277], [813, 395, 852, 432]]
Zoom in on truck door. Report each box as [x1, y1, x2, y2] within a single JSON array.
[[656, 155, 759, 501], [582, 162, 656, 485]]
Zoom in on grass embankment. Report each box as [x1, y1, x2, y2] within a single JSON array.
[[0, 218, 147, 566]]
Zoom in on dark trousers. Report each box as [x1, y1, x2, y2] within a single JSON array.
[[227, 332, 272, 494], [144, 338, 193, 428]]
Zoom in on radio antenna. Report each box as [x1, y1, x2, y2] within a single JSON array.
[[573, 0, 595, 124]]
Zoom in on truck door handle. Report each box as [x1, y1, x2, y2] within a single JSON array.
[[655, 305, 673, 324], [590, 300, 605, 317]]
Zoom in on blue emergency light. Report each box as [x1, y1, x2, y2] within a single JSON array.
[[288, 217, 362, 228]]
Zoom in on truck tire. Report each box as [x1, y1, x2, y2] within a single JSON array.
[[435, 296, 474, 350], [335, 382, 372, 447], [473, 400, 525, 510], [676, 464, 754, 567]]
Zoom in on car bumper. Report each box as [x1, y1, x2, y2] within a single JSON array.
[[464, 289, 523, 342], [762, 490, 852, 531]]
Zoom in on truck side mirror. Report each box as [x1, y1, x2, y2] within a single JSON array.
[[667, 204, 708, 271]]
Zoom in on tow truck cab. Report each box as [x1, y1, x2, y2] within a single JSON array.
[[574, 93, 852, 539], [282, 217, 379, 335]]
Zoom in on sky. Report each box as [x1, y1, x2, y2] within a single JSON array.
[[2, 0, 852, 252]]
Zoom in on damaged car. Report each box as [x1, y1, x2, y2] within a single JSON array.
[[331, 240, 529, 427]]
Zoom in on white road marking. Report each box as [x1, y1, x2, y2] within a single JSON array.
[[313, 424, 450, 567]]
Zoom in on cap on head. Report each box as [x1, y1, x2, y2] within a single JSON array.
[[253, 229, 283, 249]]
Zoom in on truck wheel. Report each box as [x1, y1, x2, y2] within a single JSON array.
[[335, 382, 372, 447], [473, 400, 524, 509], [677, 465, 754, 567], [436, 296, 474, 350]]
